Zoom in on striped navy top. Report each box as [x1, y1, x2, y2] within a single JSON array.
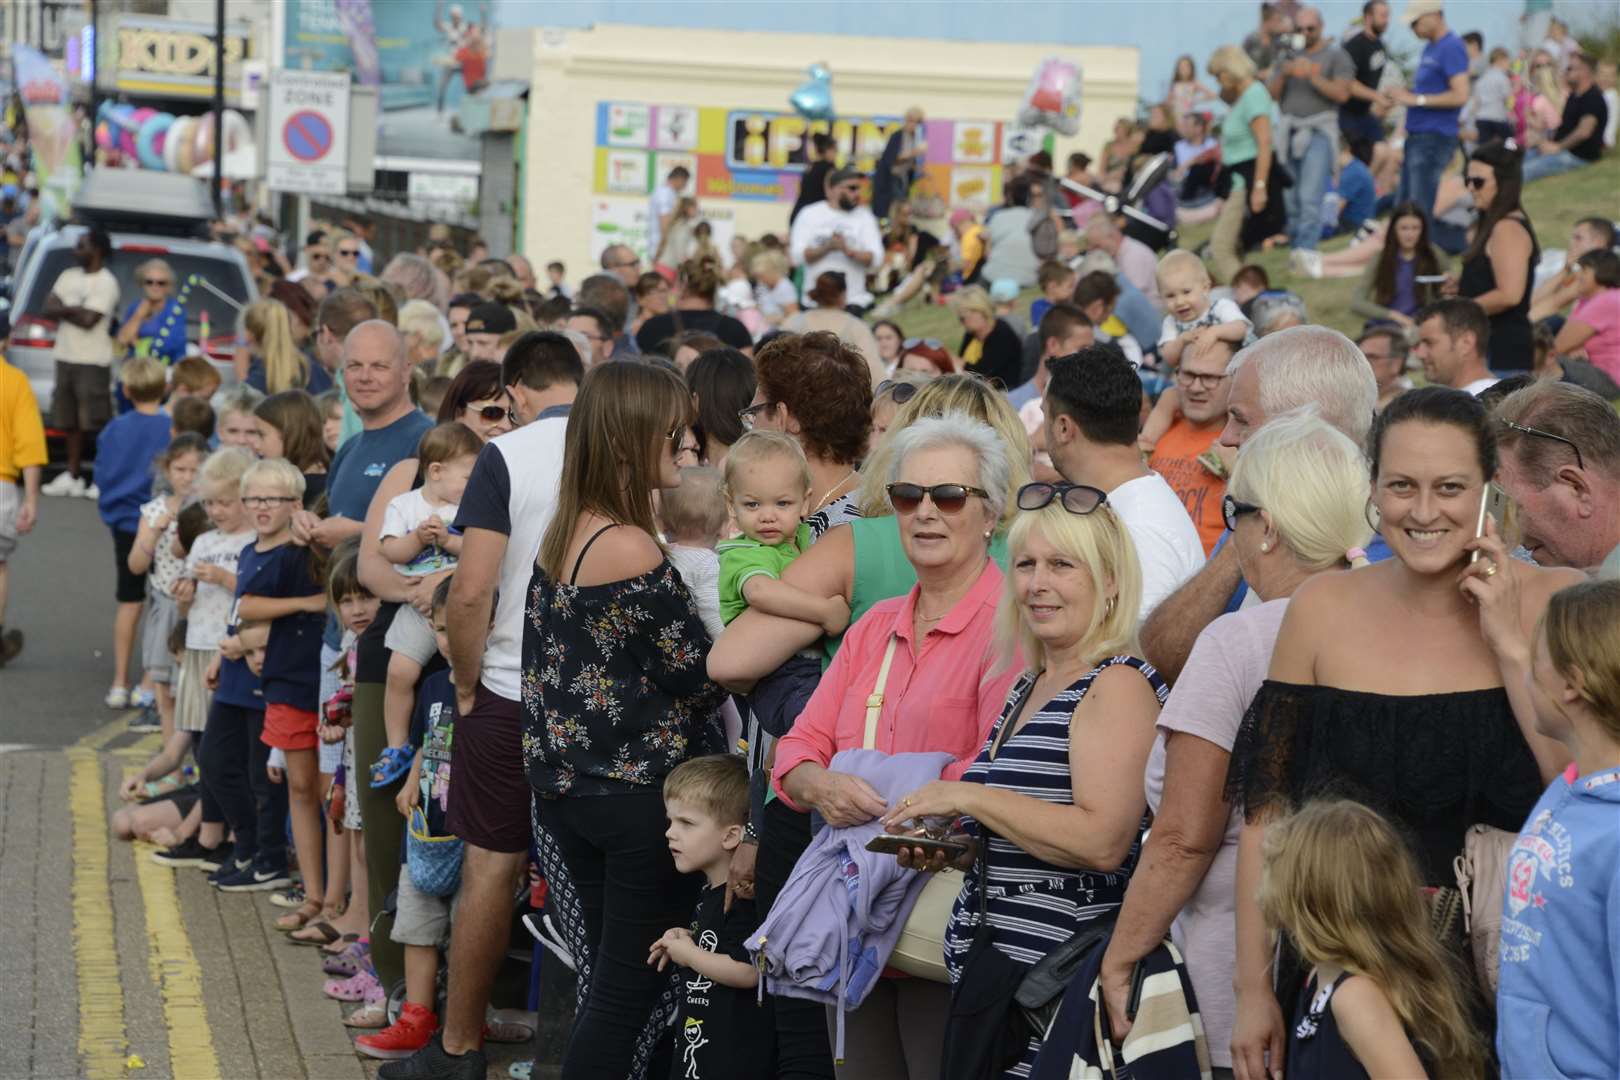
[[943, 656, 1169, 984]]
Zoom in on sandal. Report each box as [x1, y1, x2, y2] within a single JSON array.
[[369, 745, 415, 789], [484, 1008, 537, 1044], [320, 931, 362, 956], [274, 900, 322, 932], [289, 919, 344, 947]]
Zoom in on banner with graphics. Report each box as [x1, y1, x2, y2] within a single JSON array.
[[282, 0, 496, 162], [10, 43, 82, 221], [593, 101, 1051, 210]]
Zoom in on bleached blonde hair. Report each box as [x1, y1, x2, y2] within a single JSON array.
[[1228, 411, 1374, 571]]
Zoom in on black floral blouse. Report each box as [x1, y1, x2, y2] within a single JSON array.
[[521, 558, 727, 798]]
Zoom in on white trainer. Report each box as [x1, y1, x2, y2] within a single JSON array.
[[41, 472, 86, 497]]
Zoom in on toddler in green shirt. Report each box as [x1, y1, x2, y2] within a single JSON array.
[[716, 431, 849, 634]]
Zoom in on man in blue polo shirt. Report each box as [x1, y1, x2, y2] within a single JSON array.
[[1389, 0, 1471, 226]]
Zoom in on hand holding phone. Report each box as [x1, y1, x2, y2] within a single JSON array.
[[1471, 483, 1509, 564]]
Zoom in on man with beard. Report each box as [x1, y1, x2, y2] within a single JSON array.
[[40, 227, 120, 497], [788, 166, 885, 314]]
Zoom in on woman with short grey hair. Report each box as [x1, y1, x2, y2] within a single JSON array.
[[772, 412, 1026, 1080]]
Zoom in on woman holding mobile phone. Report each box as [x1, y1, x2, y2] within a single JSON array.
[[1225, 387, 1582, 1080], [1347, 202, 1450, 331], [883, 486, 1167, 1077]]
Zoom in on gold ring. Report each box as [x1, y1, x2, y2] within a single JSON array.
[[903, 797, 913, 808], [1483, 563, 1498, 578]]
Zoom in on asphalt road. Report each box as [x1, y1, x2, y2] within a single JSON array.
[[2, 493, 119, 746]]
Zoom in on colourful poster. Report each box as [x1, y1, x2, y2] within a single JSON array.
[[11, 44, 82, 220], [592, 101, 1047, 211]]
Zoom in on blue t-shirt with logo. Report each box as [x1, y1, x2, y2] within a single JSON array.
[[1406, 33, 1469, 137], [323, 407, 433, 645]]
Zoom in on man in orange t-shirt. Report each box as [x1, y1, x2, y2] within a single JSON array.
[[1149, 340, 1235, 553]]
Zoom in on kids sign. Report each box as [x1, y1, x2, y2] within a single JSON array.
[[594, 101, 1045, 209], [265, 69, 350, 196]]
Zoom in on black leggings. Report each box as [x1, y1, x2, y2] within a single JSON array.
[[199, 701, 286, 868], [542, 790, 700, 1080], [757, 797, 836, 1080]]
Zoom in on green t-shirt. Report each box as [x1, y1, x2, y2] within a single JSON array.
[[1221, 80, 1275, 169], [823, 514, 1010, 668], [716, 524, 811, 624]]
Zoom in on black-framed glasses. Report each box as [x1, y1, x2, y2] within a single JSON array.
[[738, 401, 775, 430], [902, 336, 943, 351], [243, 495, 297, 509], [1174, 369, 1227, 390], [1497, 417, 1585, 471], [875, 380, 920, 406], [1222, 494, 1262, 533], [1017, 482, 1108, 515], [886, 482, 989, 514], [1463, 175, 1489, 191]]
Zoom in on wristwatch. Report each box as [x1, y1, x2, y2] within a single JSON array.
[[742, 821, 759, 843], [1417, 93, 1428, 107]]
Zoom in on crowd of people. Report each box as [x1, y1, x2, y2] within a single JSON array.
[[1, 5, 1619, 1080]]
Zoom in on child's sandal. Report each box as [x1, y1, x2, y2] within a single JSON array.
[[368, 745, 414, 790], [274, 899, 322, 932]]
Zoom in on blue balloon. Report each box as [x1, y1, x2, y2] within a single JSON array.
[[136, 113, 173, 171], [790, 63, 834, 122]]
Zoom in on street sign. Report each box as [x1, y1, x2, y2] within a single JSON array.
[[265, 69, 349, 195]]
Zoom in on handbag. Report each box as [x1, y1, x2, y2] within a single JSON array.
[[869, 634, 963, 983], [406, 805, 465, 898], [940, 841, 1031, 1080], [1453, 823, 1517, 995], [1016, 912, 1119, 1038]]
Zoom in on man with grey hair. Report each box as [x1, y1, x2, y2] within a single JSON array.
[[1141, 324, 1379, 680], [381, 252, 449, 311], [597, 245, 643, 339], [507, 252, 537, 292], [1251, 291, 1309, 336], [1084, 214, 1162, 304]]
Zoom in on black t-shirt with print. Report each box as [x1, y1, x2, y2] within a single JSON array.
[[1554, 86, 1610, 162], [1342, 32, 1388, 117], [668, 884, 774, 1080]]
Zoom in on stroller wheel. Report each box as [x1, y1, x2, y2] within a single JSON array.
[[385, 977, 408, 1027]]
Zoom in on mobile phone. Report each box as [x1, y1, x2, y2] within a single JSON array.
[[865, 834, 970, 859], [1471, 483, 1510, 563], [1415, 274, 1450, 284]]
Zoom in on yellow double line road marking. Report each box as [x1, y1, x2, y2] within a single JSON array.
[[68, 716, 221, 1078]]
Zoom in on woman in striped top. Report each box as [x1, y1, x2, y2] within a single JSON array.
[[884, 485, 1168, 1077]]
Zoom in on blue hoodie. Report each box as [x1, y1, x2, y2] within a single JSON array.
[[95, 409, 171, 533], [1496, 765, 1620, 1079]]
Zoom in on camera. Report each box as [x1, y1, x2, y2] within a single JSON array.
[[1275, 32, 1307, 62]]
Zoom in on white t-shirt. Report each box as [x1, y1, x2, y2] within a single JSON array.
[[667, 544, 724, 640], [452, 413, 568, 702], [1462, 375, 1500, 396], [1159, 297, 1252, 346], [380, 488, 460, 576], [1107, 473, 1206, 618], [50, 266, 120, 366], [647, 183, 680, 262], [185, 528, 254, 650], [789, 201, 886, 308], [1142, 597, 1291, 1070], [755, 278, 800, 319]]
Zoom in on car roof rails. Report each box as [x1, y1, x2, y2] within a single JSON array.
[[71, 169, 215, 240]]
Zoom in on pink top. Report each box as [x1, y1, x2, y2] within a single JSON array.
[[1570, 288, 1620, 382], [772, 560, 1022, 809]]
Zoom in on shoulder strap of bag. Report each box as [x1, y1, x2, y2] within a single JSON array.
[[863, 634, 900, 750]]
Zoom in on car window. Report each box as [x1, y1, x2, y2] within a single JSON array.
[[23, 245, 251, 334]]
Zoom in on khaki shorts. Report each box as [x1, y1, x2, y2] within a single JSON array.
[[0, 484, 18, 561], [51, 360, 113, 431], [392, 869, 458, 948]]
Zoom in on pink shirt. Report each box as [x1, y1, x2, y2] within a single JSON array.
[[1570, 288, 1620, 382], [773, 560, 1022, 809]]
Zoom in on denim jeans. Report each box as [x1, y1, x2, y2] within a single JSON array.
[[1522, 148, 1590, 183], [1397, 131, 1458, 222], [1284, 128, 1335, 251]]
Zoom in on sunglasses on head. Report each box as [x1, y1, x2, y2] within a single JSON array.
[[901, 337, 943, 351], [875, 380, 920, 406], [886, 482, 988, 514], [1016, 482, 1107, 515]]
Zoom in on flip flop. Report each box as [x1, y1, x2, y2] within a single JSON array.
[[289, 919, 345, 946], [320, 932, 362, 956], [274, 900, 322, 932]]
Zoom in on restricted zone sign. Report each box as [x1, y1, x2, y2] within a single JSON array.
[[265, 70, 350, 195]]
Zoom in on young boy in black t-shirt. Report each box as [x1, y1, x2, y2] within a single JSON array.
[[649, 754, 775, 1080]]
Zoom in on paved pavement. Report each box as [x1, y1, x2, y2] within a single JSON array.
[[1, 496, 564, 1079]]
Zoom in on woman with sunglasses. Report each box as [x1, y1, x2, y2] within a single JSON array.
[[880, 477, 1165, 1077], [437, 359, 514, 442], [772, 414, 1026, 1079], [115, 257, 187, 364], [1448, 139, 1539, 372], [525, 361, 727, 1078], [1096, 412, 1372, 1077]]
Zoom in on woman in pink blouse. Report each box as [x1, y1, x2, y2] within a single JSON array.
[[1554, 249, 1620, 384], [773, 413, 1023, 1078]]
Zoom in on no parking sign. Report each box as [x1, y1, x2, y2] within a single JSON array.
[[266, 70, 350, 195]]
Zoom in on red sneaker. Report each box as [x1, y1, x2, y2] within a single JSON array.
[[354, 1002, 438, 1060]]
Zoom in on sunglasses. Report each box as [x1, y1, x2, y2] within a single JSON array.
[[886, 482, 988, 514], [875, 380, 920, 406], [1463, 175, 1489, 190], [1221, 494, 1262, 533], [338, 248, 360, 257], [1016, 482, 1107, 515], [143, 278, 170, 287], [1497, 416, 1585, 471], [472, 404, 507, 423], [665, 421, 688, 445], [902, 337, 943, 351]]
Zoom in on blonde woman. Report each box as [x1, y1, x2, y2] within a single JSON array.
[[244, 299, 330, 395], [1206, 45, 1280, 283], [1098, 413, 1372, 1077], [398, 299, 447, 370], [883, 482, 1167, 1077], [952, 285, 1023, 388]]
